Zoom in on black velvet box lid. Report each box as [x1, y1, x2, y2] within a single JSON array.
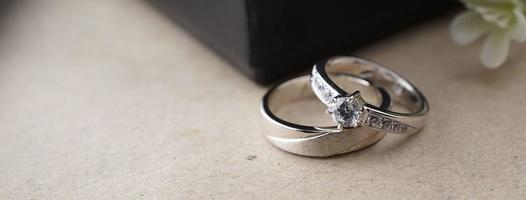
[[150, 0, 459, 85]]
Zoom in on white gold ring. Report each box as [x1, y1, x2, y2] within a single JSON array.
[[310, 56, 429, 134], [260, 74, 391, 156]]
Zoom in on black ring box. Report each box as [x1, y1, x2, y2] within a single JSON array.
[[150, 0, 459, 85]]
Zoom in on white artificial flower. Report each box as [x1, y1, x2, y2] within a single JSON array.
[[450, 0, 526, 68]]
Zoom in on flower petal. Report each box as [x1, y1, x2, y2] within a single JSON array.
[[510, 9, 526, 42], [463, 0, 517, 28], [480, 30, 511, 69], [450, 11, 491, 45]]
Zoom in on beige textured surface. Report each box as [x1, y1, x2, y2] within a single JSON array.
[[0, 1, 525, 199]]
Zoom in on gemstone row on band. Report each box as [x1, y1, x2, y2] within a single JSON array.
[[364, 112, 412, 134], [310, 68, 339, 105]]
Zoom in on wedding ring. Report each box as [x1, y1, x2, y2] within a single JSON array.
[[260, 74, 391, 157], [310, 56, 429, 134]]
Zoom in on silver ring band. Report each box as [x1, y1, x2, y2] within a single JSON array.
[[310, 56, 429, 134], [260, 74, 391, 157]]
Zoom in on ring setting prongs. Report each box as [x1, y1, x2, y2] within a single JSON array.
[[326, 91, 367, 129]]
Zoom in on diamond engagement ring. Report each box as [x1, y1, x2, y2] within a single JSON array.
[[311, 56, 429, 134], [260, 74, 391, 157]]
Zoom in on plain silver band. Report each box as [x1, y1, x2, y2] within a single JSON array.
[[260, 74, 391, 157], [310, 56, 429, 134]]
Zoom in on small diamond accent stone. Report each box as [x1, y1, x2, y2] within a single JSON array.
[[366, 114, 380, 128], [327, 95, 364, 128], [392, 123, 401, 132], [381, 118, 392, 129]]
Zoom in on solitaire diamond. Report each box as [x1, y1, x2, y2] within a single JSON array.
[[327, 93, 364, 128]]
